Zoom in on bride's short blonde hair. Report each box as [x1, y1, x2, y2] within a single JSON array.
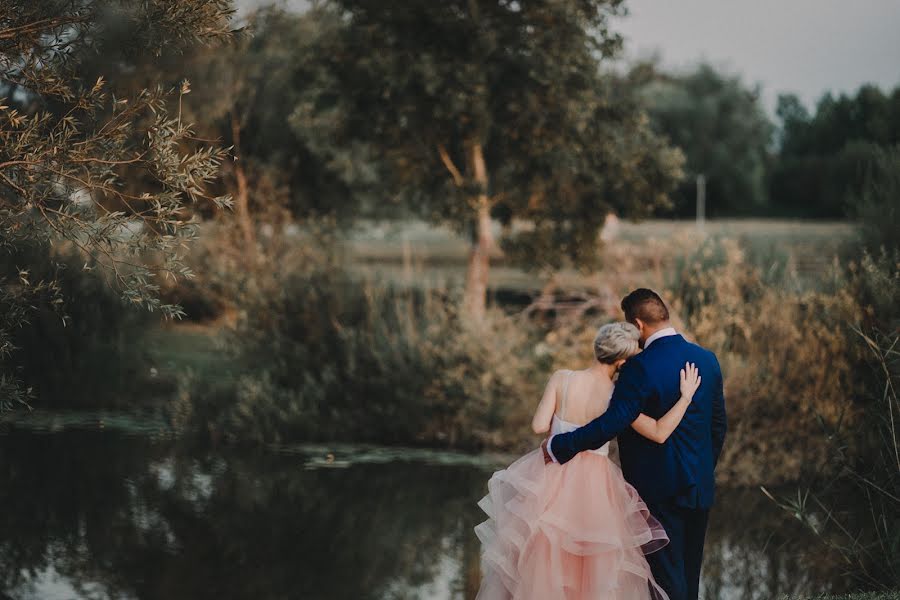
[[593, 322, 640, 364]]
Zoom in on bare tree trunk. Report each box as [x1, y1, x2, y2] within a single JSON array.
[[463, 142, 493, 320], [230, 113, 255, 250]]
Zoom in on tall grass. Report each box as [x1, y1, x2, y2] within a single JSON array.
[[854, 146, 900, 255], [172, 218, 893, 505], [178, 228, 548, 448], [761, 148, 900, 592], [664, 236, 863, 485], [761, 144, 900, 591], [764, 327, 899, 591]]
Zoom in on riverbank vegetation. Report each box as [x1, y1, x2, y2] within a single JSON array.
[[1, 1, 898, 594], [766, 152, 899, 592], [164, 215, 891, 489], [1, 0, 895, 478]]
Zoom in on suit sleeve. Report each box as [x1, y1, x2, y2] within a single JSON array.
[[711, 354, 727, 467], [549, 360, 651, 465]]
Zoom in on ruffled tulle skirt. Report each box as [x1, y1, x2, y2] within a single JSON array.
[[474, 448, 670, 600]]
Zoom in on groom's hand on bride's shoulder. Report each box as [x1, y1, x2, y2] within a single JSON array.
[[541, 438, 553, 464]]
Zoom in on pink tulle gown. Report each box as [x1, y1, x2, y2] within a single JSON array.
[[474, 379, 670, 600]]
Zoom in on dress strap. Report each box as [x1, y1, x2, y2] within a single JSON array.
[[560, 370, 573, 421]]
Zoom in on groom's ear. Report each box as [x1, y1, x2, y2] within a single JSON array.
[[632, 318, 645, 335]]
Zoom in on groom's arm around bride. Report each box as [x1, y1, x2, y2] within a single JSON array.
[[543, 354, 652, 464]]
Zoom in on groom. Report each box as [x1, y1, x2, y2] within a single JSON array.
[[543, 289, 727, 600]]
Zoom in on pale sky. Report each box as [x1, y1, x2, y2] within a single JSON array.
[[237, 0, 900, 115], [616, 0, 900, 114]]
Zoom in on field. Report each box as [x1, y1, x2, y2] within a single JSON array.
[[343, 219, 856, 295]]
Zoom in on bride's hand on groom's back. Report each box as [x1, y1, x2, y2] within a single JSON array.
[[680, 362, 701, 401]]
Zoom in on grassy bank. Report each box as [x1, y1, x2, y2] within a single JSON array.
[[155, 219, 894, 489]]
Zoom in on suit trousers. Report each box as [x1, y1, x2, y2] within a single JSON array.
[[645, 501, 710, 600]]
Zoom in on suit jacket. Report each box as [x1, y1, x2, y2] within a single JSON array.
[[549, 334, 727, 509]]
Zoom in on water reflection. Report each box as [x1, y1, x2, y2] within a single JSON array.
[[0, 429, 836, 599]]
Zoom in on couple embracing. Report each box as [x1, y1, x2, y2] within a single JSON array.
[[475, 289, 727, 600]]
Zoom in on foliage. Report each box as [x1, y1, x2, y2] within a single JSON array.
[[170, 221, 875, 479], [289, 0, 683, 315], [769, 140, 885, 219], [0, 0, 236, 404], [764, 239, 900, 589], [179, 229, 547, 449], [778, 86, 900, 156], [0, 243, 58, 410], [771, 85, 900, 218], [134, 7, 367, 241], [853, 249, 900, 333], [211, 7, 367, 222], [636, 62, 775, 217], [766, 329, 899, 591], [853, 146, 900, 254], [1, 243, 153, 407], [665, 236, 862, 485]]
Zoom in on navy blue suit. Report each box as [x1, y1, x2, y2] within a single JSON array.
[[550, 334, 727, 600]]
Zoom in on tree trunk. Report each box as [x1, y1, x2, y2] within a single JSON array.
[[463, 142, 493, 320], [233, 160, 254, 247], [230, 113, 255, 250]]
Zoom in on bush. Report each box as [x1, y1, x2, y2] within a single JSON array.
[[665, 237, 862, 485], [765, 236, 900, 590], [0, 242, 155, 407], [853, 146, 900, 254], [853, 249, 900, 332], [181, 232, 548, 449]]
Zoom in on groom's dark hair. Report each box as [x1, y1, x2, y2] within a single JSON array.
[[621, 288, 669, 325]]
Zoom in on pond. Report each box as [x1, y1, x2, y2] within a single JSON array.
[[0, 416, 838, 600]]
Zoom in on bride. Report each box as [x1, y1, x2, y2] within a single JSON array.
[[475, 322, 701, 599]]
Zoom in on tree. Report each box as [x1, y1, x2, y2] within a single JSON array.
[[771, 84, 900, 218], [176, 7, 369, 236], [637, 62, 774, 217], [108, 6, 375, 253], [774, 93, 810, 151], [0, 1, 236, 404], [291, 0, 682, 319]]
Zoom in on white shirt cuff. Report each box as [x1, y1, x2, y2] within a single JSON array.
[[546, 434, 559, 463]]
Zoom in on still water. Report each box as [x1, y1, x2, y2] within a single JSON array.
[[0, 417, 834, 600]]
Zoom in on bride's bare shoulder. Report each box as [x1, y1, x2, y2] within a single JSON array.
[[541, 369, 566, 392], [548, 368, 572, 380]]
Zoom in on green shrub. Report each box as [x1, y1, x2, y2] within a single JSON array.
[[0, 242, 155, 407], [766, 239, 900, 590], [853, 249, 900, 332], [663, 237, 862, 485], [181, 235, 547, 449], [853, 146, 900, 254]]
